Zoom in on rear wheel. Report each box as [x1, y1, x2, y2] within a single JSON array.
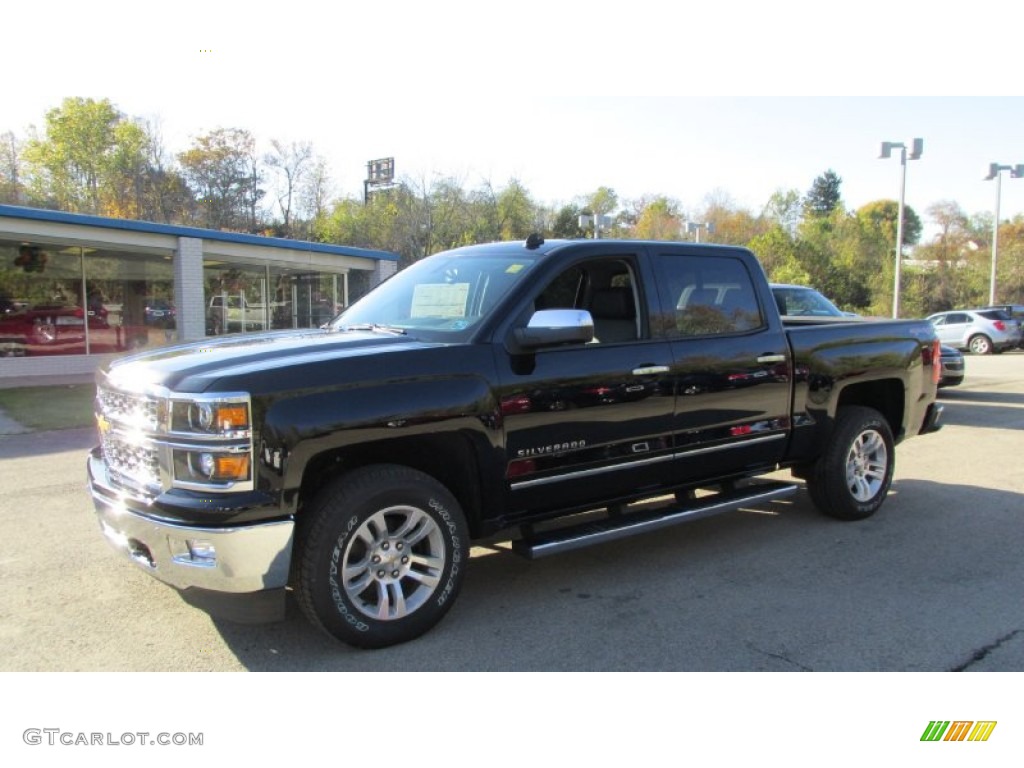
[[296, 464, 469, 649], [968, 334, 993, 355], [806, 406, 894, 521]]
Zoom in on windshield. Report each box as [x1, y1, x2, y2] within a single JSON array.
[[333, 249, 540, 339], [773, 286, 845, 317]]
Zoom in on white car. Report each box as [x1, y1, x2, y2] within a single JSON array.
[[927, 309, 1023, 355]]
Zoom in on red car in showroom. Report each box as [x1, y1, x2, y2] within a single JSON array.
[[0, 303, 147, 356]]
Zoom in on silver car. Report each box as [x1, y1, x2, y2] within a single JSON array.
[[927, 309, 1023, 355]]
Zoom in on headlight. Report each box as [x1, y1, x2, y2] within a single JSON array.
[[170, 397, 251, 436], [173, 449, 252, 485], [167, 393, 254, 491]]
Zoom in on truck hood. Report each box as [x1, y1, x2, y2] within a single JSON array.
[[100, 328, 444, 393]]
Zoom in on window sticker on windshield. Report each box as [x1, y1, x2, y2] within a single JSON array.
[[411, 283, 470, 318], [506, 264, 525, 274]]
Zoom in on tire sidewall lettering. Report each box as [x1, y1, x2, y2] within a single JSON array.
[[429, 497, 462, 608], [328, 515, 370, 632]]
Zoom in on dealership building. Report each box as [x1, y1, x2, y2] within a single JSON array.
[[0, 204, 399, 383]]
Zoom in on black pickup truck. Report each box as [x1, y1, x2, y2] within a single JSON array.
[[88, 237, 943, 648]]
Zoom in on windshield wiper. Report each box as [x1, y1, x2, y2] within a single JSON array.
[[339, 323, 407, 335]]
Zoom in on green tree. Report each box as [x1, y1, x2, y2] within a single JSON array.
[[855, 199, 922, 252], [548, 204, 586, 238], [496, 179, 540, 240], [803, 169, 842, 218], [747, 225, 811, 285], [0, 131, 23, 204], [763, 188, 802, 235], [22, 97, 150, 216]]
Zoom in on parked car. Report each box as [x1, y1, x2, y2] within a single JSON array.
[[938, 345, 965, 388], [982, 304, 1024, 347], [0, 303, 146, 355], [926, 309, 1023, 355], [770, 284, 858, 319], [143, 298, 176, 327]]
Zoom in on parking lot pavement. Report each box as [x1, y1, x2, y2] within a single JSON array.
[[1, 356, 1022, 672]]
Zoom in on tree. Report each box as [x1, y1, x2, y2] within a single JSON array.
[[855, 199, 922, 252], [265, 139, 312, 237], [178, 128, 264, 232], [803, 169, 842, 218], [763, 188, 802, 235], [696, 190, 767, 245], [301, 155, 334, 240], [748, 225, 811, 285], [587, 186, 618, 217], [632, 196, 683, 240], [906, 201, 986, 313], [0, 131, 23, 204], [548, 204, 587, 238], [22, 97, 150, 215], [495, 178, 540, 241]]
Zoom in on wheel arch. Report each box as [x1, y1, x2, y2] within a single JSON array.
[[296, 433, 488, 538], [835, 378, 905, 441]]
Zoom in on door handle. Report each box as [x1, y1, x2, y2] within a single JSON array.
[[756, 354, 786, 364], [632, 365, 669, 375]]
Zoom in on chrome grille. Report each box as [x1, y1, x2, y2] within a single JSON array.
[[97, 386, 162, 489], [97, 388, 160, 430], [102, 432, 160, 489]]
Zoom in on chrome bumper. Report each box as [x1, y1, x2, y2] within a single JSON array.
[[88, 453, 293, 594]]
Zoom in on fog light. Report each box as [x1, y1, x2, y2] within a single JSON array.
[[171, 538, 217, 567], [187, 540, 217, 563], [199, 452, 216, 478]]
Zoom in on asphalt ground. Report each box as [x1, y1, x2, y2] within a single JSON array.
[[1, 353, 1022, 672]]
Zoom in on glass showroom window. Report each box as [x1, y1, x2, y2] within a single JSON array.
[[84, 246, 176, 352], [0, 238, 177, 359], [204, 261, 269, 335]]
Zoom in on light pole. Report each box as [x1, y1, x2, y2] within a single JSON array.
[[579, 213, 612, 239], [879, 139, 923, 318], [686, 221, 714, 243], [983, 163, 1023, 305]]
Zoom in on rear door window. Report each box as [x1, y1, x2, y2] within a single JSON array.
[[652, 254, 764, 338]]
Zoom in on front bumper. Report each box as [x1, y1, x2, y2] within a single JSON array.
[[88, 452, 294, 596]]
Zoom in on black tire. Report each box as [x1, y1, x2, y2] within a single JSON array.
[[806, 406, 895, 521], [295, 464, 469, 649], [968, 334, 993, 355]]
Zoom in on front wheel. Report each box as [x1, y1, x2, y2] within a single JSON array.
[[295, 464, 469, 649], [806, 406, 895, 521], [968, 334, 993, 355]]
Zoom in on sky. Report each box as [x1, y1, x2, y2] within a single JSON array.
[[3, 1, 1023, 238]]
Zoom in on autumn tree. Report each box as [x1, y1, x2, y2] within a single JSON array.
[[906, 201, 987, 313], [632, 196, 683, 240], [178, 128, 264, 232]]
